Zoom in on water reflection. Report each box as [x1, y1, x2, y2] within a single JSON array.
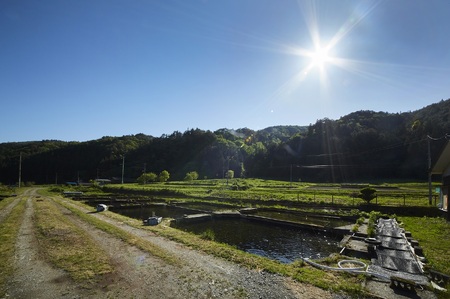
[[110, 205, 342, 263], [255, 211, 350, 228], [110, 205, 197, 220], [174, 218, 341, 263]]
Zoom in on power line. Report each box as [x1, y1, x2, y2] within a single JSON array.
[[306, 137, 425, 159]]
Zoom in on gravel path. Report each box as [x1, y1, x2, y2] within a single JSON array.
[[2, 189, 335, 299], [4, 190, 89, 298]]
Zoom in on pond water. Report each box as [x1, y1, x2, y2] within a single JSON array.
[[110, 205, 342, 263], [110, 205, 198, 220], [255, 210, 351, 228], [174, 218, 341, 263]]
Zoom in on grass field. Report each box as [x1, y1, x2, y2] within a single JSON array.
[[76, 178, 438, 208], [54, 178, 449, 278]]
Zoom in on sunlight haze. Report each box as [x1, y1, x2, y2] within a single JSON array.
[[1, 0, 449, 142]]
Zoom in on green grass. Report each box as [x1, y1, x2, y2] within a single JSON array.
[[50, 191, 365, 294], [51, 195, 182, 266], [0, 195, 17, 210], [34, 198, 114, 281], [47, 180, 448, 295], [0, 197, 26, 297], [399, 216, 450, 275], [98, 178, 435, 208]]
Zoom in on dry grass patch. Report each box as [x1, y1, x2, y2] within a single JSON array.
[[34, 198, 114, 281], [52, 196, 181, 266], [0, 196, 16, 210], [0, 198, 26, 297], [50, 193, 364, 295]]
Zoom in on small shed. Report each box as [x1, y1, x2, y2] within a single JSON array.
[[431, 140, 450, 220]]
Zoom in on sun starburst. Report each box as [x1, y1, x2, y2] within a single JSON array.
[[310, 46, 331, 68]]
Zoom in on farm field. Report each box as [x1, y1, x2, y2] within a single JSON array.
[[58, 179, 450, 277], [1, 180, 448, 298], [97, 178, 439, 208]]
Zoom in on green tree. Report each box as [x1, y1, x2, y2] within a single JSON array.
[[184, 171, 199, 181], [239, 163, 246, 178], [225, 170, 234, 180], [137, 172, 157, 184], [159, 170, 170, 182], [359, 187, 377, 204]]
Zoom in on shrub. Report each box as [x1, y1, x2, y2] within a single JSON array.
[[356, 217, 365, 225], [137, 172, 157, 184], [184, 171, 199, 181], [200, 229, 215, 241], [158, 170, 170, 182], [358, 187, 377, 204]]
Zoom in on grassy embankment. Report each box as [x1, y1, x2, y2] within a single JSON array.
[[47, 193, 182, 266], [34, 197, 114, 281], [98, 179, 435, 208], [0, 196, 26, 297], [49, 190, 365, 295], [399, 216, 450, 275], [51, 180, 449, 294]]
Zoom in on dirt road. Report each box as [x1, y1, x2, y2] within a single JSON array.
[[1, 189, 334, 298]]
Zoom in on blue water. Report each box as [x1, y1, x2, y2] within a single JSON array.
[[174, 218, 341, 263], [111, 205, 342, 263]]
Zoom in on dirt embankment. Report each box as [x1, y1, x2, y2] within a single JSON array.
[[2, 188, 334, 299]]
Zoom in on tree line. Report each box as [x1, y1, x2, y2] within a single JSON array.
[[1, 99, 449, 185]]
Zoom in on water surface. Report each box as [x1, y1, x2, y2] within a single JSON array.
[[174, 218, 341, 263]]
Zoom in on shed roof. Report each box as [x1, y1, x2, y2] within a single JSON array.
[[431, 141, 450, 174]]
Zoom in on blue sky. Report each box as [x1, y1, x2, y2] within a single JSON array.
[[1, 0, 449, 142]]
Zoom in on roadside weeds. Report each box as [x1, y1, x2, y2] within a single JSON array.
[[52, 193, 364, 295], [34, 197, 114, 281], [0, 197, 26, 297]]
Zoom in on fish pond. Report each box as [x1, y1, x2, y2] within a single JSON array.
[[110, 204, 344, 263], [173, 218, 342, 263]]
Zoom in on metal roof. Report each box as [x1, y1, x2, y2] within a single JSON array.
[[431, 141, 450, 174]]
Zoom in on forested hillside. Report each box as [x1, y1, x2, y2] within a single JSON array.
[[1, 99, 449, 184]]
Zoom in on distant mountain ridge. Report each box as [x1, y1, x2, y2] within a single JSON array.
[[1, 99, 449, 184]]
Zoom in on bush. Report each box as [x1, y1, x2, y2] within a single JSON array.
[[358, 187, 377, 204], [367, 211, 382, 237], [230, 180, 252, 191], [200, 229, 215, 241], [137, 172, 157, 184], [184, 171, 199, 181], [158, 170, 170, 182]]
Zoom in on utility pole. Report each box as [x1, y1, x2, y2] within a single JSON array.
[[18, 153, 22, 188], [427, 136, 432, 205], [290, 164, 292, 187], [121, 155, 125, 184]]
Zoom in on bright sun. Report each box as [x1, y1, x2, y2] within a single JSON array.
[[310, 47, 330, 68]]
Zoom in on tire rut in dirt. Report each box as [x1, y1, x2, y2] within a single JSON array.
[[5, 195, 89, 299]]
